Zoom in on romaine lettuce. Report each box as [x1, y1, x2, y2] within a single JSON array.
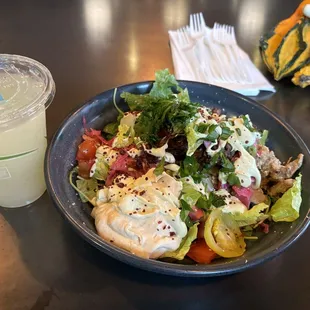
[[231, 203, 269, 227], [270, 174, 302, 222], [160, 223, 198, 260]]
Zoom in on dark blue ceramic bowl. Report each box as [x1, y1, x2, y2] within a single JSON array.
[[45, 81, 310, 277]]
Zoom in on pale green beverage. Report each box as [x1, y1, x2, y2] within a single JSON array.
[[0, 55, 55, 208]]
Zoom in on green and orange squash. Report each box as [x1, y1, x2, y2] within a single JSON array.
[[260, 0, 310, 87]]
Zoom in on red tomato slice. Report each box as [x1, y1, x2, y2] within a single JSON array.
[[187, 239, 217, 264], [188, 206, 204, 221], [78, 160, 95, 179], [76, 140, 97, 161]]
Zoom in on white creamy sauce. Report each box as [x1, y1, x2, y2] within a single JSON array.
[[91, 168, 187, 259], [227, 118, 261, 188], [215, 189, 247, 214], [144, 143, 176, 164]]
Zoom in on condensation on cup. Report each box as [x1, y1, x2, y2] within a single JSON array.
[[0, 54, 55, 208]]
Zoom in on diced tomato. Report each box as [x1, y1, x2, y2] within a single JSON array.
[[76, 140, 97, 161], [78, 159, 95, 179], [187, 239, 217, 264], [260, 222, 270, 234], [188, 206, 204, 221], [232, 186, 253, 208]]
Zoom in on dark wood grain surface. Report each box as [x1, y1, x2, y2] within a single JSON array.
[[1, 1, 310, 309]]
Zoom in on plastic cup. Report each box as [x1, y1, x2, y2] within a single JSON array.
[[0, 54, 55, 208]]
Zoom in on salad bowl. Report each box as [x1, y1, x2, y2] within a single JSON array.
[[45, 80, 310, 277]]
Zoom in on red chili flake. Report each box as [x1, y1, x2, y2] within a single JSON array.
[[110, 240, 114, 243], [158, 221, 162, 224], [142, 209, 145, 213], [170, 232, 176, 237], [118, 183, 125, 188], [133, 211, 137, 214], [167, 226, 171, 229], [163, 225, 167, 230], [140, 190, 146, 196]]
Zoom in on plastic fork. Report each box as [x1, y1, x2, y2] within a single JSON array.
[[189, 13, 221, 83], [195, 13, 238, 83], [175, 26, 205, 81], [213, 23, 253, 83]]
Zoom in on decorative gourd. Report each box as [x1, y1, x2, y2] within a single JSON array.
[[275, 18, 310, 80], [260, 1, 310, 87], [292, 64, 310, 87], [260, 0, 310, 74]]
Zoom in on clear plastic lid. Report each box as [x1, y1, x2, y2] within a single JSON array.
[[0, 54, 55, 131]]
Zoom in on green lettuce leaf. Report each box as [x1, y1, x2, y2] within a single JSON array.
[[180, 200, 194, 227], [181, 181, 203, 206], [121, 92, 152, 111], [270, 174, 302, 222], [122, 69, 198, 145], [68, 170, 98, 205], [185, 122, 208, 156], [154, 157, 165, 176], [177, 87, 190, 103], [179, 156, 202, 183], [103, 122, 119, 136], [92, 159, 109, 181], [113, 124, 135, 148], [161, 223, 198, 260], [149, 68, 179, 100], [259, 130, 269, 146], [231, 203, 269, 227]]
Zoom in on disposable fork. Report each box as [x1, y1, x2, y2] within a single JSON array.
[[189, 13, 221, 83], [195, 13, 238, 83], [213, 23, 253, 83], [175, 26, 205, 81]]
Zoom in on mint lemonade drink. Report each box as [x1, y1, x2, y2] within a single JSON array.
[[0, 55, 55, 207]]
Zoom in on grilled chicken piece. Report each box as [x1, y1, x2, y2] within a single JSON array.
[[256, 145, 303, 181], [268, 179, 294, 197], [270, 154, 303, 181]]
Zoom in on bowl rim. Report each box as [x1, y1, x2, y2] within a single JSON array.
[[45, 80, 310, 277]]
